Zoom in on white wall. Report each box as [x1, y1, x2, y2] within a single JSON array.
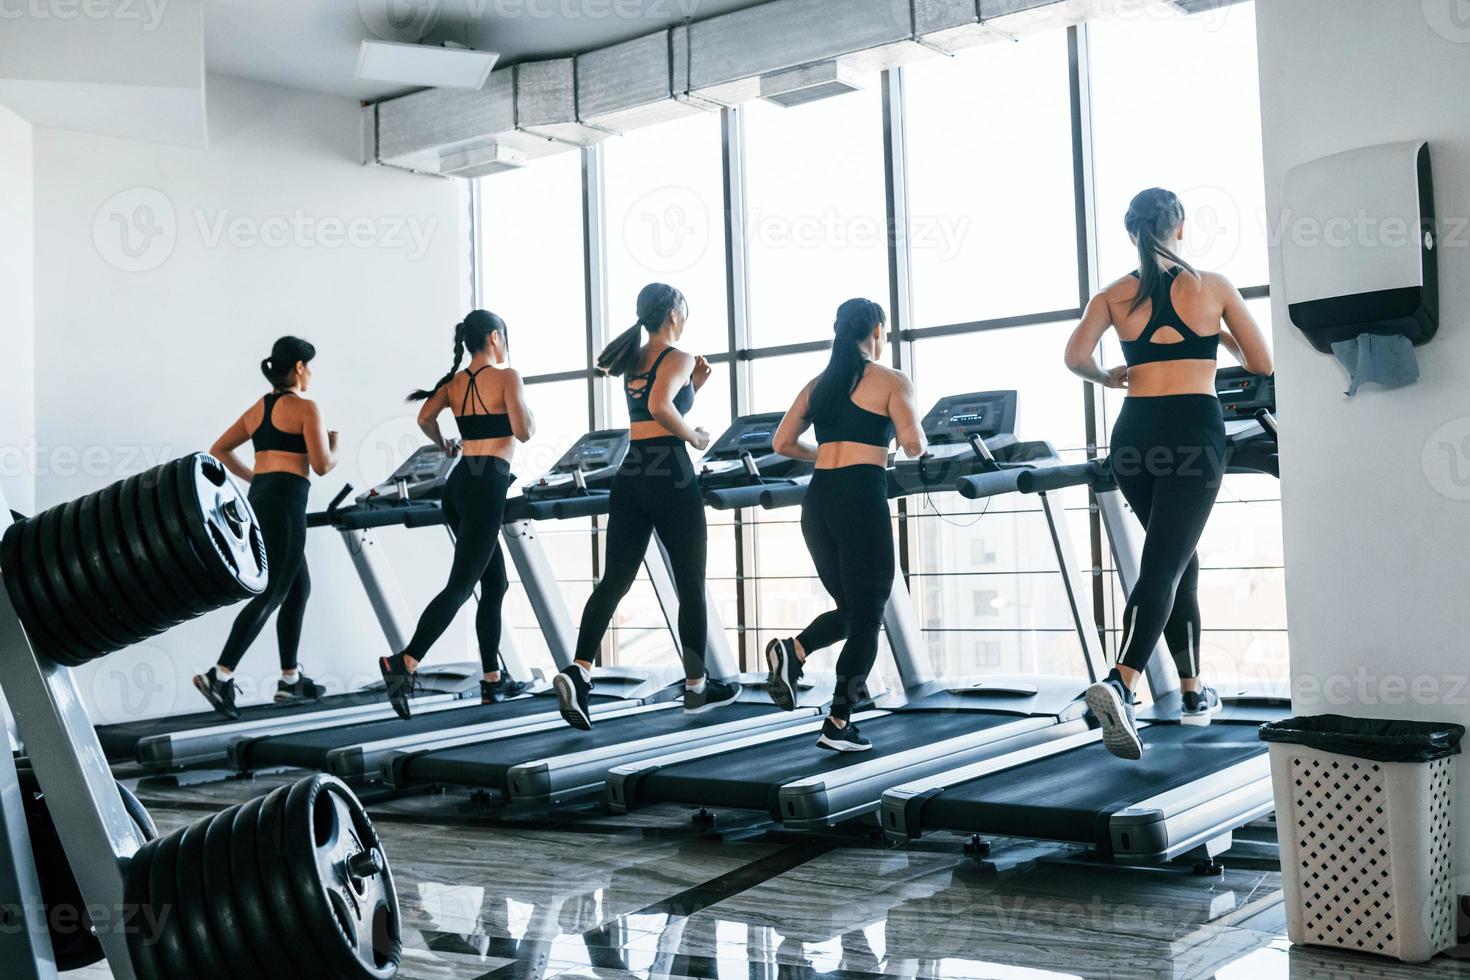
[[31, 74, 474, 723], [1257, 0, 1470, 859], [0, 103, 35, 517]]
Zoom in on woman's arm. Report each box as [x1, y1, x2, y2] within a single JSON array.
[[648, 351, 709, 450], [1216, 274, 1274, 376], [503, 369, 536, 443], [300, 401, 338, 476], [772, 381, 819, 463], [210, 414, 255, 484], [417, 386, 457, 455], [888, 372, 928, 459], [1065, 293, 1129, 389]]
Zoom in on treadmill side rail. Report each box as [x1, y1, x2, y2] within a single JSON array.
[[1108, 753, 1273, 862]]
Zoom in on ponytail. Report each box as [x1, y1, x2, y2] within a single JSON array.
[[808, 299, 885, 425], [1124, 187, 1199, 314], [597, 282, 686, 377], [260, 336, 316, 390], [407, 309, 506, 402]]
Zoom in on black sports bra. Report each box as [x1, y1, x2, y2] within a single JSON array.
[[812, 368, 896, 449], [1119, 267, 1221, 367], [626, 347, 695, 425], [252, 392, 308, 455], [455, 367, 513, 440]]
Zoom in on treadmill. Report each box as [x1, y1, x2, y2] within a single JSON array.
[[604, 391, 1106, 829], [880, 370, 1286, 871], [92, 449, 502, 770], [226, 431, 687, 780], [372, 415, 846, 806]]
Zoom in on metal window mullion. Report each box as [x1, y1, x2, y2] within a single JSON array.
[[582, 144, 612, 662], [722, 104, 756, 670], [469, 178, 484, 311]]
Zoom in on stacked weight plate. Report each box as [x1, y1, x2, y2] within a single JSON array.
[[0, 454, 268, 666], [125, 774, 402, 980]]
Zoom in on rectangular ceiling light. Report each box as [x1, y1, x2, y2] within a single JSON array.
[[356, 40, 499, 90], [758, 61, 861, 108]]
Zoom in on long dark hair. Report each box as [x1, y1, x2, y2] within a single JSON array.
[[407, 309, 507, 402], [597, 283, 687, 378], [260, 336, 316, 390], [808, 298, 885, 424], [1125, 188, 1198, 314]]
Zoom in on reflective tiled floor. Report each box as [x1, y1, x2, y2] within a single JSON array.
[[66, 780, 1470, 980]]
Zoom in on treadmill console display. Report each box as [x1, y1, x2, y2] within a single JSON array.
[[921, 391, 1018, 445], [356, 445, 457, 507], [699, 413, 812, 487], [525, 429, 630, 500], [1217, 367, 1275, 422]]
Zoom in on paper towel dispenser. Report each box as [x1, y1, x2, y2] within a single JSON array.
[[1281, 140, 1438, 354]]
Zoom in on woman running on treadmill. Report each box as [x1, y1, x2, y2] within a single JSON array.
[[767, 299, 927, 752], [553, 283, 734, 730], [379, 310, 536, 719], [195, 336, 338, 719], [1066, 187, 1272, 760]]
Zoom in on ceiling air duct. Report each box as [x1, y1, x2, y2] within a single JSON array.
[[759, 61, 863, 108]]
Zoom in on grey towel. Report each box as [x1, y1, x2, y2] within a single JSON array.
[[1331, 333, 1420, 397]]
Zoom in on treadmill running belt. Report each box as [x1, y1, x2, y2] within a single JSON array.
[[636, 711, 1020, 816], [920, 722, 1266, 847], [402, 703, 786, 791], [95, 689, 410, 759], [237, 694, 618, 770]]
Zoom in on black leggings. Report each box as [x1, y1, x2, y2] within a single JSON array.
[[404, 456, 512, 673], [795, 465, 893, 721], [219, 472, 310, 672], [1109, 395, 1226, 679], [574, 437, 708, 678]]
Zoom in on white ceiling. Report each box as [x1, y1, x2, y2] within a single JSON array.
[[204, 0, 774, 102]]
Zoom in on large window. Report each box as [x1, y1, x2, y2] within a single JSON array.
[[475, 2, 1283, 693]]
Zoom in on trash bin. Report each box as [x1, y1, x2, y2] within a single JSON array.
[[1260, 714, 1465, 963]]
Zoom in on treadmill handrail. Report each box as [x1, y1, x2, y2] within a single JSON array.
[[1015, 460, 1110, 494]]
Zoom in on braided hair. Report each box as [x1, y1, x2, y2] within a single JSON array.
[[407, 310, 506, 402]]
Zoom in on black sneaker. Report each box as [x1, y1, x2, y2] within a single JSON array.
[[1084, 671, 1143, 760], [1180, 686, 1222, 726], [765, 638, 803, 711], [379, 654, 418, 721], [193, 668, 240, 720], [553, 665, 593, 730], [481, 676, 533, 704], [684, 677, 742, 715], [816, 718, 871, 753], [275, 672, 326, 704]]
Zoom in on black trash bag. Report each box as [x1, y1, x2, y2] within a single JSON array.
[[1259, 714, 1465, 764]]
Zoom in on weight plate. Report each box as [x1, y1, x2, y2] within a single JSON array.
[[282, 775, 401, 980], [175, 813, 247, 980], [256, 786, 337, 978], [176, 454, 270, 600], [19, 508, 100, 665], [0, 521, 68, 665], [155, 457, 236, 609], [78, 490, 161, 640], [124, 839, 164, 980], [201, 804, 272, 980], [58, 497, 148, 649], [97, 480, 186, 632], [137, 462, 220, 617], [228, 795, 309, 980], [147, 828, 201, 980], [35, 504, 123, 657], [125, 471, 213, 619]]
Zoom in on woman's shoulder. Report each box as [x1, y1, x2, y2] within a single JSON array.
[[869, 363, 910, 388], [1100, 273, 1141, 303]]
